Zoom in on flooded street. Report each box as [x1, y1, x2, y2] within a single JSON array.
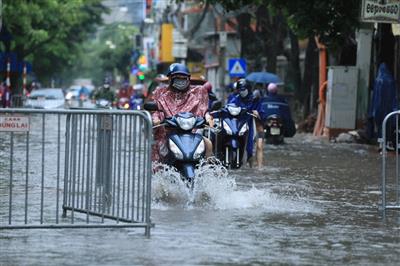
[[2, 0, 400, 264], [1, 131, 400, 265]]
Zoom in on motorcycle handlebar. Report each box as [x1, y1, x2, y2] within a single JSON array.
[[152, 122, 167, 129], [209, 109, 258, 119]]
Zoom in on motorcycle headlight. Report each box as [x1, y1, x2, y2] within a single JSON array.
[[176, 116, 196, 131], [124, 103, 130, 109], [227, 105, 241, 116], [238, 123, 248, 136], [193, 140, 205, 160], [223, 120, 233, 135], [168, 139, 184, 160]]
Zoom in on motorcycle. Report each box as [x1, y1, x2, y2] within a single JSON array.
[[144, 102, 207, 188], [117, 96, 143, 110], [117, 97, 131, 109], [212, 103, 253, 169], [129, 95, 144, 110], [164, 112, 206, 188], [264, 114, 284, 145], [95, 98, 112, 109]]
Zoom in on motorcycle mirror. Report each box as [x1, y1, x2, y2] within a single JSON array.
[[211, 100, 222, 111], [143, 101, 158, 111]]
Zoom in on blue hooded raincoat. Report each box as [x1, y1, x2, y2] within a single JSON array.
[[368, 63, 398, 139]]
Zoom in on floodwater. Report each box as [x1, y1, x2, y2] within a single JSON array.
[[1, 124, 400, 265]]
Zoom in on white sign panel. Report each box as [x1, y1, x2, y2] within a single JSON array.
[[393, 23, 400, 35], [172, 29, 187, 43], [362, 0, 400, 23], [0, 115, 30, 132], [219, 31, 227, 48], [172, 43, 188, 58]]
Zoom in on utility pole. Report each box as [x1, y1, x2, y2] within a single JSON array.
[[218, 18, 226, 102]]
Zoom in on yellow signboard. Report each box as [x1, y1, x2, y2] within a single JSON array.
[[160, 24, 174, 63]]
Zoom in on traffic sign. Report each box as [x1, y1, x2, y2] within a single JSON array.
[[228, 58, 246, 77]]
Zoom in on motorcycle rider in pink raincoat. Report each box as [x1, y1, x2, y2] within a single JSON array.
[[151, 63, 214, 163]]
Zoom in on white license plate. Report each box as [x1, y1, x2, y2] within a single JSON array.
[[270, 127, 280, 135]]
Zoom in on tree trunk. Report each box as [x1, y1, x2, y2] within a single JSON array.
[[395, 36, 400, 91], [236, 12, 254, 59], [10, 72, 21, 107], [301, 37, 318, 118], [376, 23, 395, 74], [288, 30, 302, 100], [255, 6, 286, 73]]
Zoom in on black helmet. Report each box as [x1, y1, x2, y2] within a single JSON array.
[[236, 79, 250, 91], [167, 63, 190, 77], [237, 79, 251, 98]]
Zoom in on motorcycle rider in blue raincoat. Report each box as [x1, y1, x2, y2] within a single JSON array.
[[261, 83, 296, 137], [368, 63, 398, 146], [227, 79, 266, 168], [227, 81, 239, 103]]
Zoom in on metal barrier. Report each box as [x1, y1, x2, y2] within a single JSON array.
[[381, 110, 400, 211], [0, 108, 153, 237]]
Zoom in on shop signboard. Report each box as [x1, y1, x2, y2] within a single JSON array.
[[361, 0, 400, 23]]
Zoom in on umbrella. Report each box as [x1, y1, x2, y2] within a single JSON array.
[[245, 72, 283, 85]]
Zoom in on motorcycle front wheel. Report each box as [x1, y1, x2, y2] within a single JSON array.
[[225, 146, 241, 169]]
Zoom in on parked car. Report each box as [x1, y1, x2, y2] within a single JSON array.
[[24, 88, 65, 109]]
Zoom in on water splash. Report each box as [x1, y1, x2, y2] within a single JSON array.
[[151, 163, 192, 208], [151, 158, 319, 213]]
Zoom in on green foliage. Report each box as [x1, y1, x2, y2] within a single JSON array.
[[1, 0, 107, 83], [210, 0, 361, 52], [66, 23, 139, 86], [271, 0, 361, 52], [98, 23, 139, 78]]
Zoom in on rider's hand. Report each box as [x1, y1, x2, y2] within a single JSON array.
[[153, 119, 161, 126], [205, 113, 214, 127], [252, 110, 260, 119]]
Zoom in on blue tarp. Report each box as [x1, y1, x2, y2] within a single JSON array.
[[368, 63, 398, 139]]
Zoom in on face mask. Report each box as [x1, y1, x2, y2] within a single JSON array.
[[172, 78, 189, 91], [240, 89, 248, 98]]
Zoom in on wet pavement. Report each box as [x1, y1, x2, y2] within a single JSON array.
[[1, 132, 400, 265]]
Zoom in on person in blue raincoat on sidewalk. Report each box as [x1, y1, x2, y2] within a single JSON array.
[[228, 79, 266, 168], [368, 63, 398, 149], [261, 83, 296, 138]]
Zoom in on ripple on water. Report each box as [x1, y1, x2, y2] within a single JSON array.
[[151, 159, 320, 214]]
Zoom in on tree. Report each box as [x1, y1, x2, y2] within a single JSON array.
[[65, 23, 139, 86], [270, 0, 360, 63], [210, 0, 360, 57], [97, 23, 139, 81], [1, 0, 107, 101], [211, 0, 361, 118]]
